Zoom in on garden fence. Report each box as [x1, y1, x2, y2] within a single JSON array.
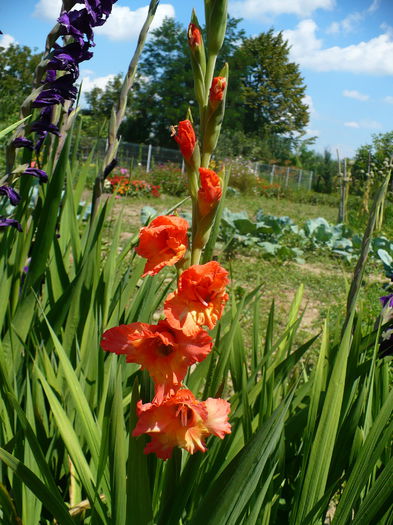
[[80, 138, 313, 190]]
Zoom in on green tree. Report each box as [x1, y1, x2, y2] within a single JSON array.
[[227, 30, 309, 141], [83, 73, 126, 137], [0, 43, 42, 126], [352, 131, 393, 192], [312, 150, 337, 193]]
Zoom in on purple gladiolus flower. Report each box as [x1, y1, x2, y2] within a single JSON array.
[[23, 167, 48, 182], [380, 294, 393, 308], [45, 69, 57, 83], [34, 131, 48, 153], [379, 328, 393, 358], [49, 42, 93, 70], [58, 9, 95, 45], [12, 136, 34, 150], [31, 108, 60, 137], [51, 74, 78, 100], [0, 218, 23, 232], [0, 185, 21, 205], [85, 0, 116, 25], [32, 90, 65, 108]]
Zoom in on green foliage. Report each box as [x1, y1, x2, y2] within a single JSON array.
[[0, 115, 392, 524], [82, 74, 125, 138], [227, 29, 309, 139], [0, 44, 42, 127], [352, 131, 393, 193], [147, 162, 188, 196]]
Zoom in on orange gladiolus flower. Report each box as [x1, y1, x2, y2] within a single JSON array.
[[188, 23, 202, 48], [135, 215, 188, 277], [209, 76, 226, 103], [132, 388, 231, 459], [100, 321, 212, 403], [164, 261, 229, 336], [172, 120, 196, 160], [198, 167, 222, 216]]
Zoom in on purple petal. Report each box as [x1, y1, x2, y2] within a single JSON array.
[[32, 90, 65, 108], [58, 9, 95, 45], [0, 185, 21, 205], [12, 136, 34, 150], [380, 294, 393, 308], [31, 108, 60, 137], [34, 131, 48, 152], [0, 218, 23, 232], [23, 167, 48, 182]]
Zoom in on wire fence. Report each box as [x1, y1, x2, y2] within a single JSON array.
[[80, 138, 313, 190], [254, 163, 313, 191]]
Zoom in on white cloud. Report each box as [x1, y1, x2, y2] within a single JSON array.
[[95, 4, 175, 41], [0, 33, 17, 48], [303, 94, 317, 116], [327, 12, 363, 34], [344, 120, 381, 129], [343, 89, 369, 101], [305, 127, 320, 137], [283, 20, 393, 75], [229, 0, 334, 19], [326, 1, 379, 34], [33, 0, 62, 20], [368, 0, 380, 13], [79, 72, 116, 93], [384, 96, 393, 104]]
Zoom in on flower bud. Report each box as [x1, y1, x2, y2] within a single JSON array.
[[204, 0, 228, 56], [188, 23, 202, 48], [198, 167, 222, 216], [209, 76, 227, 108], [171, 120, 196, 161], [202, 63, 228, 160], [188, 11, 206, 108]]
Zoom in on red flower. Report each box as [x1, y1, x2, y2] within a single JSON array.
[[172, 120, 196, 160], [101, 320, 212, 403], [135, 215, 188, 277], [198, 168, 222, 216], [164, 261, 229, 336], [132, 389, 231, 459], [188, 23, 202, 48], [209, 76, 227, 103]]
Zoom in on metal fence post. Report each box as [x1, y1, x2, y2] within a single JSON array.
[[270, 165, 275, 184], [146, 144, 152, 173], [285, 167, 290, 188], [309, 171, 313, 190], [297, 169, 302, 188]]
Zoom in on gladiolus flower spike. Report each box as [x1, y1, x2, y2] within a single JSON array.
[[2, 0, 118, 233]]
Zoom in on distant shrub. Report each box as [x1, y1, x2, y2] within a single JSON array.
[[227, 157, 260, 194], [147, 162, 187, 196]]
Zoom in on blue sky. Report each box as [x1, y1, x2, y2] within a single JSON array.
[[1, 0, 393, 156]]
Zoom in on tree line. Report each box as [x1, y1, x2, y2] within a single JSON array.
[[1, 17, 392, 193]]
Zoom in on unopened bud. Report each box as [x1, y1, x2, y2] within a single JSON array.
[[204, 0, 228, 56], [188, 11, 206, 108]]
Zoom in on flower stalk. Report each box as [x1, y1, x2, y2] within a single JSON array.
[[101, 0, 232, 460], [90, 0, 159, 221]]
